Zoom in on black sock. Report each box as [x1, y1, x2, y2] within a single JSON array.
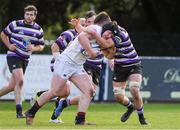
[[124, 101, 133, 109], [75, 112, 85, 124], [51, 111, 57, 120], [37, 90, 47, 97], [137, 107, 144, 119], [16, 104, 22, 114], [28, 101, 41, 116]]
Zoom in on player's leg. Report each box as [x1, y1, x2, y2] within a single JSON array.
[[12, 68, 25, 118], [0, 76, 15, 96], [128, 73, 148, 125], [50, 81, 71, 122], [70, 73, 94, 125], [113, 65, 135, 122], [30, 90, 48, 106], [113, 81, 134, 122], [25, 75, 67, 125]]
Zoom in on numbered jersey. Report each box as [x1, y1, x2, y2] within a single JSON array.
[[61, 25, 102, 65]]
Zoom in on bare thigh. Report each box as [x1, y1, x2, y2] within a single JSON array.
[[70, 73, 94, 97]]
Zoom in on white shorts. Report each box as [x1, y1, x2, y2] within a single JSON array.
[[54, 55, 86, 79]]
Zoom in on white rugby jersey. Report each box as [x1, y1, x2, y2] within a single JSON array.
[[61, 25, 102, 65]]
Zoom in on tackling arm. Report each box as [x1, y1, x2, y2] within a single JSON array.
[[78, 32, 98, 58]]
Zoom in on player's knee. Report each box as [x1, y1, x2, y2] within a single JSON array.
[[129, 81, 141, 92], [129, 81, 141, 88], [16, 79, 24, 88], [113, 87, 125, 100], [129, 81, 141, 99], [113, 87, 125, 95], [62, 89, 70, 97], [85, 88, 94, 98]]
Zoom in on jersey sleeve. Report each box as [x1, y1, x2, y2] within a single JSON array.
[[3, 21, 15, 36], [55, 30, 76, 51]]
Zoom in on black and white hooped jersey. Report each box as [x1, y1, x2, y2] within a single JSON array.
[[3, 20, 44, 60], [113, 26, 141, 67]]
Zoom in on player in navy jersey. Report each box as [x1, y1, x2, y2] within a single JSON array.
[[89, 21, 149, 125], [0, 5, 45, 118]]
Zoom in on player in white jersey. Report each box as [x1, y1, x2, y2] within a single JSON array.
[[25, 11, 111, 125], [50, 11, 104, 122], [30, 13, 98, 123]]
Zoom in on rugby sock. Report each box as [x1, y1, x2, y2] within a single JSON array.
[[37, 90, 47, 97], [136, 107, 145, 119], [16, 104, 22, 114], [124, 100, 133, 109], [75, 112, 86, 124], [28, 101, 40, 116]]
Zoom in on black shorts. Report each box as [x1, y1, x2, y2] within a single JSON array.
[[113, 64, 143, 82], [83, 62, 101, 85], [7, 56, 29, 74]]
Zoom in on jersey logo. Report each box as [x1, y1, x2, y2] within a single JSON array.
[[13, 64, 16, 68]]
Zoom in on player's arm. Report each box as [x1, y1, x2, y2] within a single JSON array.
[[27, 44, 44, 52], [69, 18, 85, 34], [27, 28, 45, 52], [1, 31, 16, 51], [51, 42, 61, 58], [1, 21, 17, 51], [78, 32, 98, 58], [88, 31, 114, 49]]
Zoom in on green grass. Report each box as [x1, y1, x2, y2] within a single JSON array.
[[0, 101, 180, 129]]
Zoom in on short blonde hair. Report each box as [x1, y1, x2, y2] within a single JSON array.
[[24, 5, 38, 16]]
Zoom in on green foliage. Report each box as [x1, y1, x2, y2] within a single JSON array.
[[44, 22, 63, 40], [1, 0, 180, 55]]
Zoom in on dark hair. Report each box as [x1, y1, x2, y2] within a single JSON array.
[[102, 21, 119, 36], [94, 11, 111, 26], [24, 5, 37, 16], [85, 10, 96, 19]]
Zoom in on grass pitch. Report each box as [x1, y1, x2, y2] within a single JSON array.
[[0, 101, 180, 130]]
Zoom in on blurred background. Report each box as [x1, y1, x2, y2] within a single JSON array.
[[0, 0, 180, 102], [0, 0, 180, 55]]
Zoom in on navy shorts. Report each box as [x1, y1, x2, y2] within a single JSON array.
[[83, 62, 101, 85], [7, 56, 28, 74], [113, 64, 143, 82]]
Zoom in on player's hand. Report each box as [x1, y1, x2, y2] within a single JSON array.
[[108, 59, 114, 70], [8, 44, 16, 51], [50, 58, 55, 72], [26, 43, 34, 52], [69, 18, 79, 26]]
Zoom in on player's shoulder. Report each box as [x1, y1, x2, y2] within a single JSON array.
[[118, 25, 128, 33], [9, 20, 19, 25], [63, 29, 77, 35], [33, 22, 43, 30], [86, 24, 102, 35]]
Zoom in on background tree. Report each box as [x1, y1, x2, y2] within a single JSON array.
[[0, 0, 180, 55]]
